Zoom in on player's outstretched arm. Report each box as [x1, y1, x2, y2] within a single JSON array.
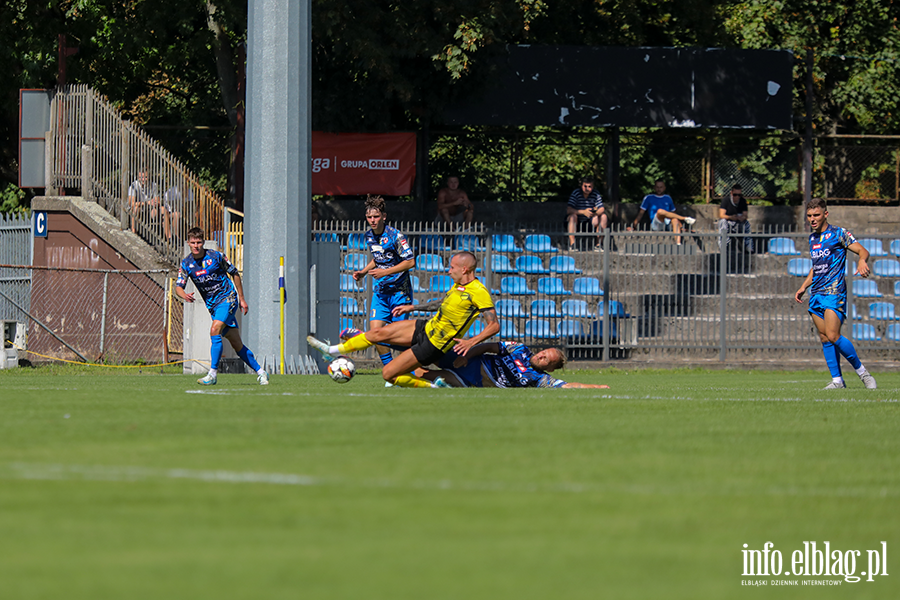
[[561, 382, 610, 389], [452, 309, 500, 356]]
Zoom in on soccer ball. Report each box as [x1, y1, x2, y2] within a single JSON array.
[[327, 356, 356, 383]]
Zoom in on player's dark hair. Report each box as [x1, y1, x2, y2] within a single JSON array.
[[807, 197, 827, 211], [365, 194, 386, 215], [187, 226, 204, 241], [581, 176, 595, 186], [731, 184, 743, 191]]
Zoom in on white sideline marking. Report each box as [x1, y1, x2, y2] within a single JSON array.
[[1, 462, 896, 499]]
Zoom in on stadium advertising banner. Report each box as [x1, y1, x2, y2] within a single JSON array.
[[312, 132, 416, 196]]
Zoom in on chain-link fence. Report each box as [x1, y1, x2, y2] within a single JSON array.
[[0, 265, 172, 364]]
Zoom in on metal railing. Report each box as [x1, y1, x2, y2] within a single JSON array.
[[309, 221, 900, 362], [45, 85, 226, 266], [0, 213, 32, 321]]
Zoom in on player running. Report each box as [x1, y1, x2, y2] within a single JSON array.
[[308, 251, 499, 388], [354, 195, 415, 371], [794, 198, 877, 390], [175, 227, 269, 386], [420, 341, 611, 389]]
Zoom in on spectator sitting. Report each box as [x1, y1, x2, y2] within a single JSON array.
[[128, 170, 161, 235], [718, 184, 754, 253], [435, 176, 474, 228], [566, 176, 608, 251], [628, 179, 695, 245]]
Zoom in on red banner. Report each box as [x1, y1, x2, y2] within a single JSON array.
[[312, 132, 417, 196]]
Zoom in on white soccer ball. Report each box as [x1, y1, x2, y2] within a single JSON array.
[[327, 356, 356, 383]]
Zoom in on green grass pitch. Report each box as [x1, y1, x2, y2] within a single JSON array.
[[0, 366, 898, 599]]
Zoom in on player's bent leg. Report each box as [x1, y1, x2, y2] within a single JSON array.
[[382, 350, 433, 388]]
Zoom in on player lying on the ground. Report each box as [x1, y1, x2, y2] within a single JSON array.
[[309, 251, 500, 388], [175, 227, 269, 386], [418, 341, 610, 389]]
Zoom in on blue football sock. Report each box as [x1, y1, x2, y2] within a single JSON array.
[[210, 335, 223, 370], [238, 345, 262, 372], [379, 352, 393, 366], [833, 336, 862, 370], [821, 342, 842, 379]]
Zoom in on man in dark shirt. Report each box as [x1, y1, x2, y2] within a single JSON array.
[[718, 184, 754, 252], [566, 177, 608, 251]]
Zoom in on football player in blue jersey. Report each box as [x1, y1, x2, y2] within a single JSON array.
[[175, 227, 269, 386], [352, 195, 416, 371], [794, 198, 877, 390], [420, 341, 610, 389]]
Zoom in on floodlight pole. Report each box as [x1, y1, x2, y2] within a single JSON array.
[[243, 0, 312, 364]]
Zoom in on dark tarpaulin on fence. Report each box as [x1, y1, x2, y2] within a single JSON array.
[[443, 46, 793, 130]]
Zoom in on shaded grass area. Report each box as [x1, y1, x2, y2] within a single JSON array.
[[0, 367, 898, 599]]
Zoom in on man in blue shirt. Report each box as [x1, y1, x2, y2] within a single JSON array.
[[628, 180, 696, 245], [352, 195, 416, 369], [566, 177, 608, 251], [175, 227, 269, 386], [422, 341, 610, 389], [794, 198, 877, 390]]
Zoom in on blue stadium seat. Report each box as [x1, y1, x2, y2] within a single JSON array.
[[410, 275, 429, 293], [589, 320, 619, 341], [429, 275, 454, 293], [891, 240, 900, 258], [418, 234, 450, 252], [896, 281, 900, 296], [537, 277, 572, 296], [341, 233, 367, 251], [530, 299, 562, 318], [873, 259, 900, 277], [492, 234, 523, 253], [340, 274, 364, 292], [416, 253, 445, 272], [500, 276, 535, 295], [561, 299, 594, 318], [516, 255, 550, 274], [868, 302, 898, 320], [557, 319, 586, 338], [314, 232, 340, 243], [853, 279, 883, 298], [787, 258, 812, 277], [495, 299, 527, 318], [768, 237, 800, 256], [887, 323, 900, 341], [340, 297, 365, 316], [859, 238, 888, 257], [524, 319, 554, 339], [342, 253, 368, 271], [549, 255, 582, 274], [573, 277, 604, 296], [455, 234, 486, 251], [849, 303, 862, 320], [491, 254, 518, 273], [846, 261, 857, 275], [524, 234, 559, 253], [852, 323, 880, 341], [597, 300, 627, 317], [500, 320, 524, 340], [465, 319, 485, 338]]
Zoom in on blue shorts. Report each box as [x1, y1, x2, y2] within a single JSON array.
[[808, 294, 846, 323], [437, 353, 485, 388], [370, 289, 412, 323], [210, 297, 239, 329]]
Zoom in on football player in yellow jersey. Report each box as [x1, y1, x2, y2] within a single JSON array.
[[308, 252, 499, 388]]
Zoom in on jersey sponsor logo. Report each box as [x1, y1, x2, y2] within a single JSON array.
[[372, 245, 384, 252], [195, 269, 208, 276], [812, 243, 822, 250], [514, 358, 527, 372], [457, 286, 466, 292], [811, 249, 830, 260]]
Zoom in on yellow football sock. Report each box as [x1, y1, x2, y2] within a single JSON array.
[[392, 374, 435, 388], [338, 333, 374, 354]]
